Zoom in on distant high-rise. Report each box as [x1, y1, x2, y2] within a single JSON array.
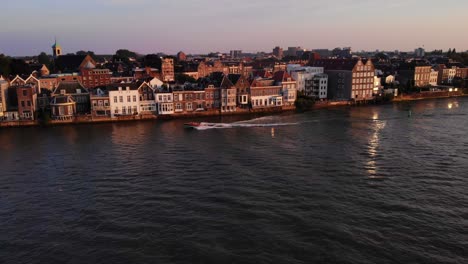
[[414, 47, 425, 57], [273, 46, 283, 59], [177, 51, 187, 62], [286, 47, 301, 57], [52, 38, 62, 58], [230, 50, 242, 59]]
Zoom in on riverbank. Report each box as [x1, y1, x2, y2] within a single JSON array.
[[393, 91, 466, 102], [1, 92, 467, 128]]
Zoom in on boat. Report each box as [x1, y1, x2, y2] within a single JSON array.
[[184, 122, 201, 128]]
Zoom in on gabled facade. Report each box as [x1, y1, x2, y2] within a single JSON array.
[[52, 81, 90, 115], [228, 74, 250, 108], [90, 87, 111, 117], [273, 71, 297, 106], [219, 75, 236, 112], [10, 75, 26, 86], [138, 82, 156, 113], [16, 84, 38, 120], [312, 58, 375, 100]]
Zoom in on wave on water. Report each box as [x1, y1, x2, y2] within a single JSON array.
[[193, 120, 299, 130]]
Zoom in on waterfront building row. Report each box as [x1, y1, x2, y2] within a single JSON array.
[[0, 72, 297, 121]]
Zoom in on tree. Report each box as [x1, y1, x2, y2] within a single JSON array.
[[76, 50, 97, 60], [143, 54, 162, 69], [9, 59, 31, 75], [0, 54, 11, 76], [37, 52, 50, 65], [175, 73, 196, 84], [115, 49, 137, 59]]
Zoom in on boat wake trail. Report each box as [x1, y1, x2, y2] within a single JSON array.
[[193, 121, 299, 130]]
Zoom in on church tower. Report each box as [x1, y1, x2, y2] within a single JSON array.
[[52, 38, 62, 58]]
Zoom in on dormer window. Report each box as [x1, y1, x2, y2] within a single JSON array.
[[60, 89, 66, 95], [76, 89, 81, 94], [126, 87, 130, 91], [118, 87, 122, 91]]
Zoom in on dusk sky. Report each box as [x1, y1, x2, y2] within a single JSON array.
[[1, 0, 467, 56]]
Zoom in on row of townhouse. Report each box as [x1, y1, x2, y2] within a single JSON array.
[[393, 60, 468, 88], [151, 72, 297, 115], [0, 70, 298, 121]]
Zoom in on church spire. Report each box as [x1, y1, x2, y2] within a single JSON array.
[[52, 37, 62, 58]]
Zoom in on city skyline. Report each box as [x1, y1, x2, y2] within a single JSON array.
[[1, 0, 467, 56]]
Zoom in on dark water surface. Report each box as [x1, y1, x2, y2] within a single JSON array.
[[1, 97, 467, 264]]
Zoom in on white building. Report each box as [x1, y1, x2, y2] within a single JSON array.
[[155, 90, 174, 115], [148, 77, 164, 89], [311, 74, 328, 99], [288, 66, 326, 97], [374, 76, 382, 95], [290, 70, 308, 92], [108, 83, 140, 118], [250, 78, 283, 109]]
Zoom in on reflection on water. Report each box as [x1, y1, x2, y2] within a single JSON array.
[[1, 97, 468, 264], [367, 112, 386, 178]]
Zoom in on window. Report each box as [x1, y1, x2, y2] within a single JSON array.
[[133, 95, 137, 102], [119, 96, 123, 103], [127, 96, 131, 102], [114, 96, 117, 103], [114, 107, 119, 114], [22, 90, 27, 96], [21, 101, 25, 107], [133, 106, 137, 114], [122, 106, 127, 115]]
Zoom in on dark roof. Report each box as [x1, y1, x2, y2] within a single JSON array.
[[29, 64, 46, 72], [310, 59, 360, 71], [272, 71, 294, 82], [220, 75, 234, 89], [55, 55, 87, 72], [227, 74, 241, 84], [53, 81, 88, 95], [106, 82, 140, 91], [51, 95, 75, 104]]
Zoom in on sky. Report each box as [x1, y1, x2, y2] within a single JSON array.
[[1, 0, 467, 56]]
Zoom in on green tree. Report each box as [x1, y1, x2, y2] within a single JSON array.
[[76, 50, 97, 61], [143, 54, 162, 69], [175, 73, 196, 84], [37, 52, 50, 65], [0, 54, 11, 76], [10, 59, 31, 75], [115, 49, 137, 59]]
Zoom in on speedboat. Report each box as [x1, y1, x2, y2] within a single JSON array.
[[184, 122, 201, 128]]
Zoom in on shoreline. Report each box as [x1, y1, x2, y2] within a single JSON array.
[[1, 93, 467, 128]]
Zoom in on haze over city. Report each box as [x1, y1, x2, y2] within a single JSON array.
[[1, 0, 467, 56]]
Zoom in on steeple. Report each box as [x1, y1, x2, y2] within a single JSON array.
[[52, 37, 62, 58]]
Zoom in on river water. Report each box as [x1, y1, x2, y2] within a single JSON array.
[[1, 97, 467, 264]]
